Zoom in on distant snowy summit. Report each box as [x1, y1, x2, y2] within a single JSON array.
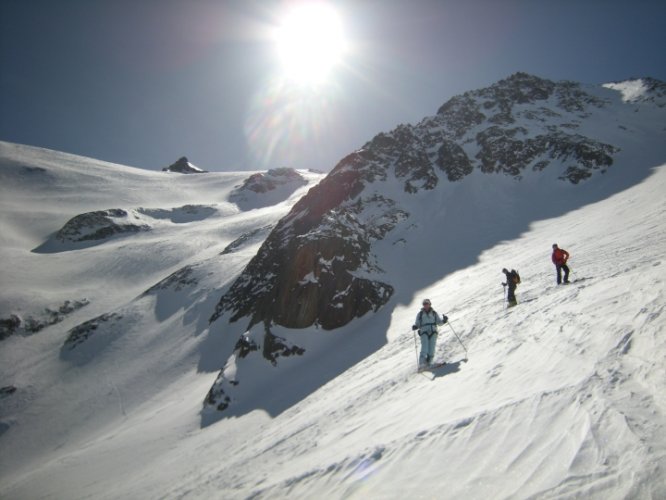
[[162, 156, 207, 174], [229, 167, 309, 210], [602, 76, 666, 104], [233, 167, 308, 194]]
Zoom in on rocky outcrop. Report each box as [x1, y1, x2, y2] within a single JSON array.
[[0, 386, 17, 398], [162, 156, 207, 174], [233, 167, 307, 195], [62, 312, 122, 351], [1, 299, 90, 340], [55, 209, 150, 244], [229, 168, 310, 210], [211, 163, 396, 331], [220, 225, 274, 255], [203, 328, 306, 412]]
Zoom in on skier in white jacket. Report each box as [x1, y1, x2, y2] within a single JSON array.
[[412, 298, 448, 368]]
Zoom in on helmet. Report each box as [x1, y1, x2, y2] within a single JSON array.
[[422, 299, 431, 306]]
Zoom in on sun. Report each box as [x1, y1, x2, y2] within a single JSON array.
[[274, 2, 347, 86]]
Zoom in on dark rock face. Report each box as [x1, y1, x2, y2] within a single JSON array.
[[0, 386, 17, 398], [231, 168, 307, 198], [143, 266, 198, 295], [56, 209, 150, 243], [0, 315, 21, 340], [211, 72, 653, 337], [220, 225, 274, 255], [203, 327, 306, 411], [63, 312, 122, 350], [437, 140, 473, 181], [211, 163, 396, 331], [162, 156, 207, 174], [1, 299, 90, 341]]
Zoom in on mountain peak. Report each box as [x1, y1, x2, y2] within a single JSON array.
[[210, 72, 665, 345], [162, 156, 207, 174], [603, 76, 666, 104]]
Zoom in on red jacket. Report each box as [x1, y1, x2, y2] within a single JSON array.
[[552, 248, 569, 265]]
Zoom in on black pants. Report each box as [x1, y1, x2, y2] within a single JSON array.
[[556, 264, 570, 284], [506, 285, 517, 306]]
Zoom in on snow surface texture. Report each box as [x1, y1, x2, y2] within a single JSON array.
[[1, 75, 666, 499]]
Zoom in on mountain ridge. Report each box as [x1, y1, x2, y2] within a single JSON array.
[[209, 72, 666, 338]]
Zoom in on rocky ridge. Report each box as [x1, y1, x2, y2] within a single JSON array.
[[211, 73, 650, 331], [162, 156, 207, 174], [204, 73, 666, 412]]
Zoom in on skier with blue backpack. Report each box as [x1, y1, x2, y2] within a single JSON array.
[[412, 299, 448, 369]]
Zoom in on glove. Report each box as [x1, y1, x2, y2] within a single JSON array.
[[412, 325, 418, 331], [442, 315, 448, 324]]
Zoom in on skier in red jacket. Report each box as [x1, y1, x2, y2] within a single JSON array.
[[551, 243, 570, 284]]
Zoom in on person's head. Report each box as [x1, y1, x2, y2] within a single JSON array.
[[422, 299, 431, 309], [552, 243, 558, 249]]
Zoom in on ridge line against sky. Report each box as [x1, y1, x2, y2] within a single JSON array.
[[1, 0, 665, 172]]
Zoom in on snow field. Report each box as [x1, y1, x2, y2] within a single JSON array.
[[1, 128, 665, 497]]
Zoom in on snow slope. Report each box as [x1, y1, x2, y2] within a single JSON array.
[[0, 141, 324, 493], [1, 73, 666, 499]]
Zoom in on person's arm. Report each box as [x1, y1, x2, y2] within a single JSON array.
[[412, 312, 420, 331], [563, 250, 570, 261]]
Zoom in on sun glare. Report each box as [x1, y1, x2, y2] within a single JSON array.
[[274, 3, 347, 86]]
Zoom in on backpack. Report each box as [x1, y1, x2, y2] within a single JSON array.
[[510, 269, 521, 285], [418, 309, 439, 325]]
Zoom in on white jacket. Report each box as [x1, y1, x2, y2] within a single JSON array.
[[415, 308, 444, 335]]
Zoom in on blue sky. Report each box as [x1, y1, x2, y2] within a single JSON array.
[[1, 0, 665, 172]]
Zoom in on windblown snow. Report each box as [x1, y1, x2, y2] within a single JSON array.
[[1, 74, 666, 500]]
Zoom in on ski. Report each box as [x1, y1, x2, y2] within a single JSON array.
[[417, 361, 447, 373]]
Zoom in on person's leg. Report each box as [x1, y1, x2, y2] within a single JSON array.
[[427, 333, 438, 364], [419, 334, 428, 366], [508, 287, 517, 306], [556, 265, 562, 284], [562, 264, 570, 283]]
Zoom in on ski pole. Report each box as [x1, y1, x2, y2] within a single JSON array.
[[447, 322, 468, 360], [412, 330, 420, 369], [502, 283, 507, 309]]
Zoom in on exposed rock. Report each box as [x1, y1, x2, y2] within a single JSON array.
[[436, 93, 486, 138], [143, 266, 198, 295], [63, 312, 122, 350], [436, 140, 473, 181], [263, 331, 305, 365], [1, 299, 90, 340], [202, 327, 306, 413], [231, 168, 307, 197], [0, 315, 21, 340], [0, 386, 17, 398], [56, 209, 150, 243], [220, 225, 274, 255], [162, 156, 207, 174], [204, 378, 231, 412], [211, 161, 395, 330], [137, 205, 217, 223]]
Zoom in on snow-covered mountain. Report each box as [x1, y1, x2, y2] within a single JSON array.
[[206, 73, 666, 415], [1, 72, 666, 499]]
